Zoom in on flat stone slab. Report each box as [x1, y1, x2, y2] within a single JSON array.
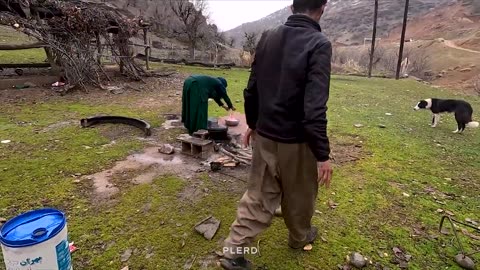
[[194, 216, 220, 240], [193, 129, 209, 139], [178, 135, 212, 146]]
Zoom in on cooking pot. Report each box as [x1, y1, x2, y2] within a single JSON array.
[[208, 118, 218, 128], [208, 125, 228, 141]]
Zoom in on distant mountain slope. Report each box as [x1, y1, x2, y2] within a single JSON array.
[[225, 0, 457, 47], [388, 2, 480, 51]]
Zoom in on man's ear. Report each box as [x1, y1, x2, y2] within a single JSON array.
[[321, 5, 326, 16], [290, 5, 294, 13]]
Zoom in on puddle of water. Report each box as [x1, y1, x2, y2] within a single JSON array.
[[129, 149, 183, 166], [133, 172, 159, 185], [162, 120, 186, 130], [87, 147, 199, 200]]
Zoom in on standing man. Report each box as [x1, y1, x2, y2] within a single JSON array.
[[181, 75, 235, 134], [220, 0, 332, 269]]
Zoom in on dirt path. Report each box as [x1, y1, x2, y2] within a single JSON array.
[[444, 40, 480, 54]]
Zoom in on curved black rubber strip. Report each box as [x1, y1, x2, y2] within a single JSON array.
[[81, 116, 152, 136]]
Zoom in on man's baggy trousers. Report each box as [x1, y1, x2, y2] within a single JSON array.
[[223, 134, 318, 259]]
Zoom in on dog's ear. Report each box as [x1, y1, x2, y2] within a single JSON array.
[[414, 100, 427, 110], [418, 100, 428, 108]]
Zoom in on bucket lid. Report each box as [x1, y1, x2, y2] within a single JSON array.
[[0, 208, 66, 248]]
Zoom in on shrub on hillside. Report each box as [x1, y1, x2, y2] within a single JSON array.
[[332, 45, 431, 79], [474, 75, 480, 95]]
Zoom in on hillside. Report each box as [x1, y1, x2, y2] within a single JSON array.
[[388, 2, 480, 51], [225, 0, 457, 46]]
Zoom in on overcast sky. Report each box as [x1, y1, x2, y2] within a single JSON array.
[[207, 0, 292, 31]]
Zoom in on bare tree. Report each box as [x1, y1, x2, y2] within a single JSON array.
[[200, 23, 225, 61], [243, 32, 258, 55], [210, 24, 226, 45], [152, 4, 173, 36], [228, 37, 236, 47], [169, 0, 208, 59]]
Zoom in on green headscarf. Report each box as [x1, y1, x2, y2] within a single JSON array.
[[217, 77, 228, 88]]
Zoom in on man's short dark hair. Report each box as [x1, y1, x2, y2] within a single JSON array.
[[292, 0, 327, 14]]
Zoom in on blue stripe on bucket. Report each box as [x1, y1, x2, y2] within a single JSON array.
[[0, 208, 66, 248]]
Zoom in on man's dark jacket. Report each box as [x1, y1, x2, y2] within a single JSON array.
[[244, 14, 331, 162]]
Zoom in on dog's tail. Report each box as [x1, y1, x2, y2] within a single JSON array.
[[467, 121, 480, 128]]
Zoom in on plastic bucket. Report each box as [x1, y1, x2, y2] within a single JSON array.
[[0, 208, 72, 270]]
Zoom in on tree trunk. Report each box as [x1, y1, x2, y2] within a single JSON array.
[[396, 0, 410, 80], [0, 42, 45, 50], [368, 0, 379, 78], [189, 45, 195, 60], [44, 47, 61, 74], [143, 28, 150, 70], [214, 45, 218, 67]]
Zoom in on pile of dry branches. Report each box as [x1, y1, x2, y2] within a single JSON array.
[[0, 0, 147, 89]]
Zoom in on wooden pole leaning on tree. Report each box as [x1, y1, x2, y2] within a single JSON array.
[[396, 0, 410, 80], [96, 33, 102, 65], [368, 0, 379, 78], [143, 27, 150, 70]]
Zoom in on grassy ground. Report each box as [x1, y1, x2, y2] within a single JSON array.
[[0, 48, 46, 64], [0, 26, 46, 64], [0, 65, 479, 270]]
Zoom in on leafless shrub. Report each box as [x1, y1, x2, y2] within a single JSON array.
[[381, 50, 398, 76], [474, 75, 480, 95], [399, 47, 431, 78], [344, 59, 366, 74], [0, 0, 147, 90], [332, 47, 364, 75], [359, 45, 385, 70], [332, 45, 430, 78], [333, 47, 362, 65], [374, 46, 431, 79]]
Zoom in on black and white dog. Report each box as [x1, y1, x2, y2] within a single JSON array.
[[414, 98, 479, 133]]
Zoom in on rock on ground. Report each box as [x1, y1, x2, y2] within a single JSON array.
[[455, 254, 475, 270], [194, 216, 221, 240], [349, 252, 367, 268], [158, 144, 175, 155], [121, 249, 132, 262]]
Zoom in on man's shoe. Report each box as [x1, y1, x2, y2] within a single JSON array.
[[219, 257, 253, 270], [288, 226, 318, 249]]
